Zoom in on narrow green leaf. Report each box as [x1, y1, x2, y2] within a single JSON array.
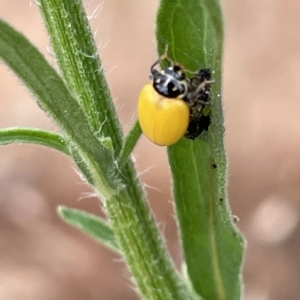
[[0, 19, 118, 199], [39, 0, 124, 154], [58, 206, 120, 253], [156, 1, 245, 300], [0, 127, 69, 154], [156, 0, 217, 69], [168, 139, 243, 300], [117, 120, 142, 168]]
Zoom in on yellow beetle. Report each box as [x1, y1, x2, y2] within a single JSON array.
[[138, 51, 190, 146], [138, 83, 190, 146]]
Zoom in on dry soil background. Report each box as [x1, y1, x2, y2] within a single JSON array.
[[1, 1, 300, 300]]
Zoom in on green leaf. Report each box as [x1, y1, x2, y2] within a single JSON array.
[[58, 206, 120, 253], [156, 1, 245, 300], [39, 0, 124, 154], [0, 19, 118, 199], [168, 139, 243, 300], [117, 120, 142, 168], [156, 0, 219, 69], [0, 127, 69, 154]]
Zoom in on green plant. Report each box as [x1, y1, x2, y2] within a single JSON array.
[[0, 0, 244, 299]]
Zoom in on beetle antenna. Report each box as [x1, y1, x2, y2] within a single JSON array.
[[150, 45, 169, 72]]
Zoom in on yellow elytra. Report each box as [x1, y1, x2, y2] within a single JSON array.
[[138, 83, 190, 146]]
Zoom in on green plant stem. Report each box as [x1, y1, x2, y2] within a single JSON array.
[[38, 2, 189, 299]]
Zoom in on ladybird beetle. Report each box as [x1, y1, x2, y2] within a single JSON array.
[[138, 49, 213, 146], [138, 51, 190, 146]]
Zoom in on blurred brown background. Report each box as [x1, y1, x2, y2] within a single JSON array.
[[1, 1, 300, 299]]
